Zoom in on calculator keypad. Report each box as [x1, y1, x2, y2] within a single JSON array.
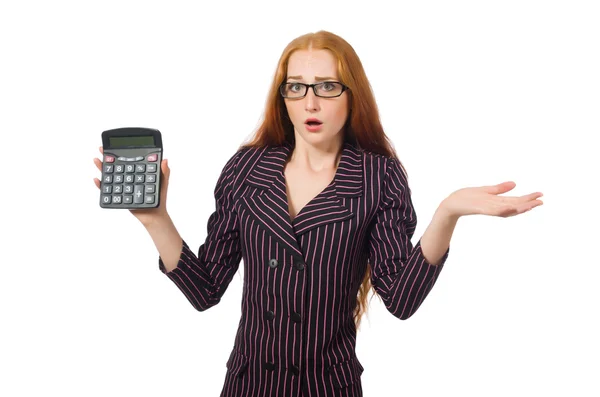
[[100, 153, 160, 208]]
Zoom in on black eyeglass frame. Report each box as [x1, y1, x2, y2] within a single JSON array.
[[279, 81, 350, 99]]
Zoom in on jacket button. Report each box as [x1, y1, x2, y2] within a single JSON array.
[[290, 364, 300, 376], [268, 258, 278, 268], [265, 361, 276, 371], [266, 310, 275, 320], [294, 259, 305, 271], [291, 311, 301, 323]]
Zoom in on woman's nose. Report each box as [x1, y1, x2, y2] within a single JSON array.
[[304, 88, 319, 111]]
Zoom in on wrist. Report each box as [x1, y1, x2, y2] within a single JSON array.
[[437, 201, 460, 223], [143, 212, 172, 230]]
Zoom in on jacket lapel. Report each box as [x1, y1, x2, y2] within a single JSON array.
[[291, 142, 363, 236], [239, 141, 363, 257]]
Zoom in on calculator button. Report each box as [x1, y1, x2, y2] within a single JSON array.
[[146, 174, 156, 183], [147, 164, 157, 173], [124, 185, 134, 194], [114, 174, 124, 183], [134, 185, 144, 204], [112, 195, 122, 204], [135, 156, 144, 161], [115, 164, 124, 173], [135, 174, 145, 184], [145, 195, 155, 204], [135, 164, 146, 172], [104, 164, 114, 173], [147, 154, 158, 162], [145, 185, 155, 194], [123, 195, 133, 204], [125, 164, 135, 173], [113, 185, 123, 194], [103, 175, 113, 183], [124, 175, 134, 183], [101, 195, 112, 204], [102, 185, 112, 194], [104, 155, 115, 163]]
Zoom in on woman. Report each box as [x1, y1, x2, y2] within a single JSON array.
[[93, 30, 543, 396]]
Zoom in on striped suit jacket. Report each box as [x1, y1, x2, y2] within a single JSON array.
[[158, 140, 450, 396]]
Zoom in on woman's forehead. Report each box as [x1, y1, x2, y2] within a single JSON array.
[[287, 49, 338, 80]]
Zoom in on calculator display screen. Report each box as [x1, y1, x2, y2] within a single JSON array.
[[109, 135, 155, 148]]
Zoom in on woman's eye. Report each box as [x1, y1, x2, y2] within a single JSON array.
[[290, 83, 302, 91], [322, 83, 334, 90]]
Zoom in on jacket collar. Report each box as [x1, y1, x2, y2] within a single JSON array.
[[239, 141, 363, 257]]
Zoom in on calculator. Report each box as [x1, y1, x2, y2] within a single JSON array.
[[99, 127, 163, 209]]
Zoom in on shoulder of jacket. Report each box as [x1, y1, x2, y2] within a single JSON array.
[[231, 145, 267, 169], [359, 148, 396, 170], [223, 145, 258, 169]]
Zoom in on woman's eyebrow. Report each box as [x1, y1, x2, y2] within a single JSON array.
[[287, 75, 337, 81]]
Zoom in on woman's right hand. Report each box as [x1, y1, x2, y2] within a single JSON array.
[[93, 146, 171, 227]]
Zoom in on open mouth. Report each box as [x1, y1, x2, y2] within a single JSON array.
[[305, 118, 323, 126]]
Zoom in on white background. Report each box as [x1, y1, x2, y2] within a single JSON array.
[[1, 0, 598, 396]]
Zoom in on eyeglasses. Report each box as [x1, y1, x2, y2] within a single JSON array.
[[279, 81, 349, 98]]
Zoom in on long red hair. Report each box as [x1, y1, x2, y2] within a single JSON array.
[[238, 30, 408, 330]]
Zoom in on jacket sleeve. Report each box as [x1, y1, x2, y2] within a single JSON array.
[[158, 150, 243, 311], [367, 156, 449, 320]]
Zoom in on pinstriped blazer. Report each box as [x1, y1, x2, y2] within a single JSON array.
[[158, 140, 450, 396]]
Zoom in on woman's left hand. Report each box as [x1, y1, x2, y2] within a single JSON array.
[[441, 181, 543, 218]]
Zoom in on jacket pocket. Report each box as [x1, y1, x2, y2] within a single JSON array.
[[326, 357, 364, 389], [225, 348, 249, 378]]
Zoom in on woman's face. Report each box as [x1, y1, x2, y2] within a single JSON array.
[[283, 49, 349, 147]]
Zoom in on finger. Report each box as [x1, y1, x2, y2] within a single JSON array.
[[99, 146, 104, 154], [154, 160, 167, 207], [512, 192, 544, 205], [522, 201, 543, 214], [94, 178, 100, 189], [161, 159, 170, 179], [94, 158, 102, 171], [529, 192, 543, 199], [519, 199, 543, 211]]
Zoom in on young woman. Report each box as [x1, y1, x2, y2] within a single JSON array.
[[93, 30, 543, 397]]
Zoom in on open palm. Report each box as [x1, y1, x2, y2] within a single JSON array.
[[442, 181, 543, 218]]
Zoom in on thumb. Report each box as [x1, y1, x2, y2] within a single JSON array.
[[484, 181, 515, 194]]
